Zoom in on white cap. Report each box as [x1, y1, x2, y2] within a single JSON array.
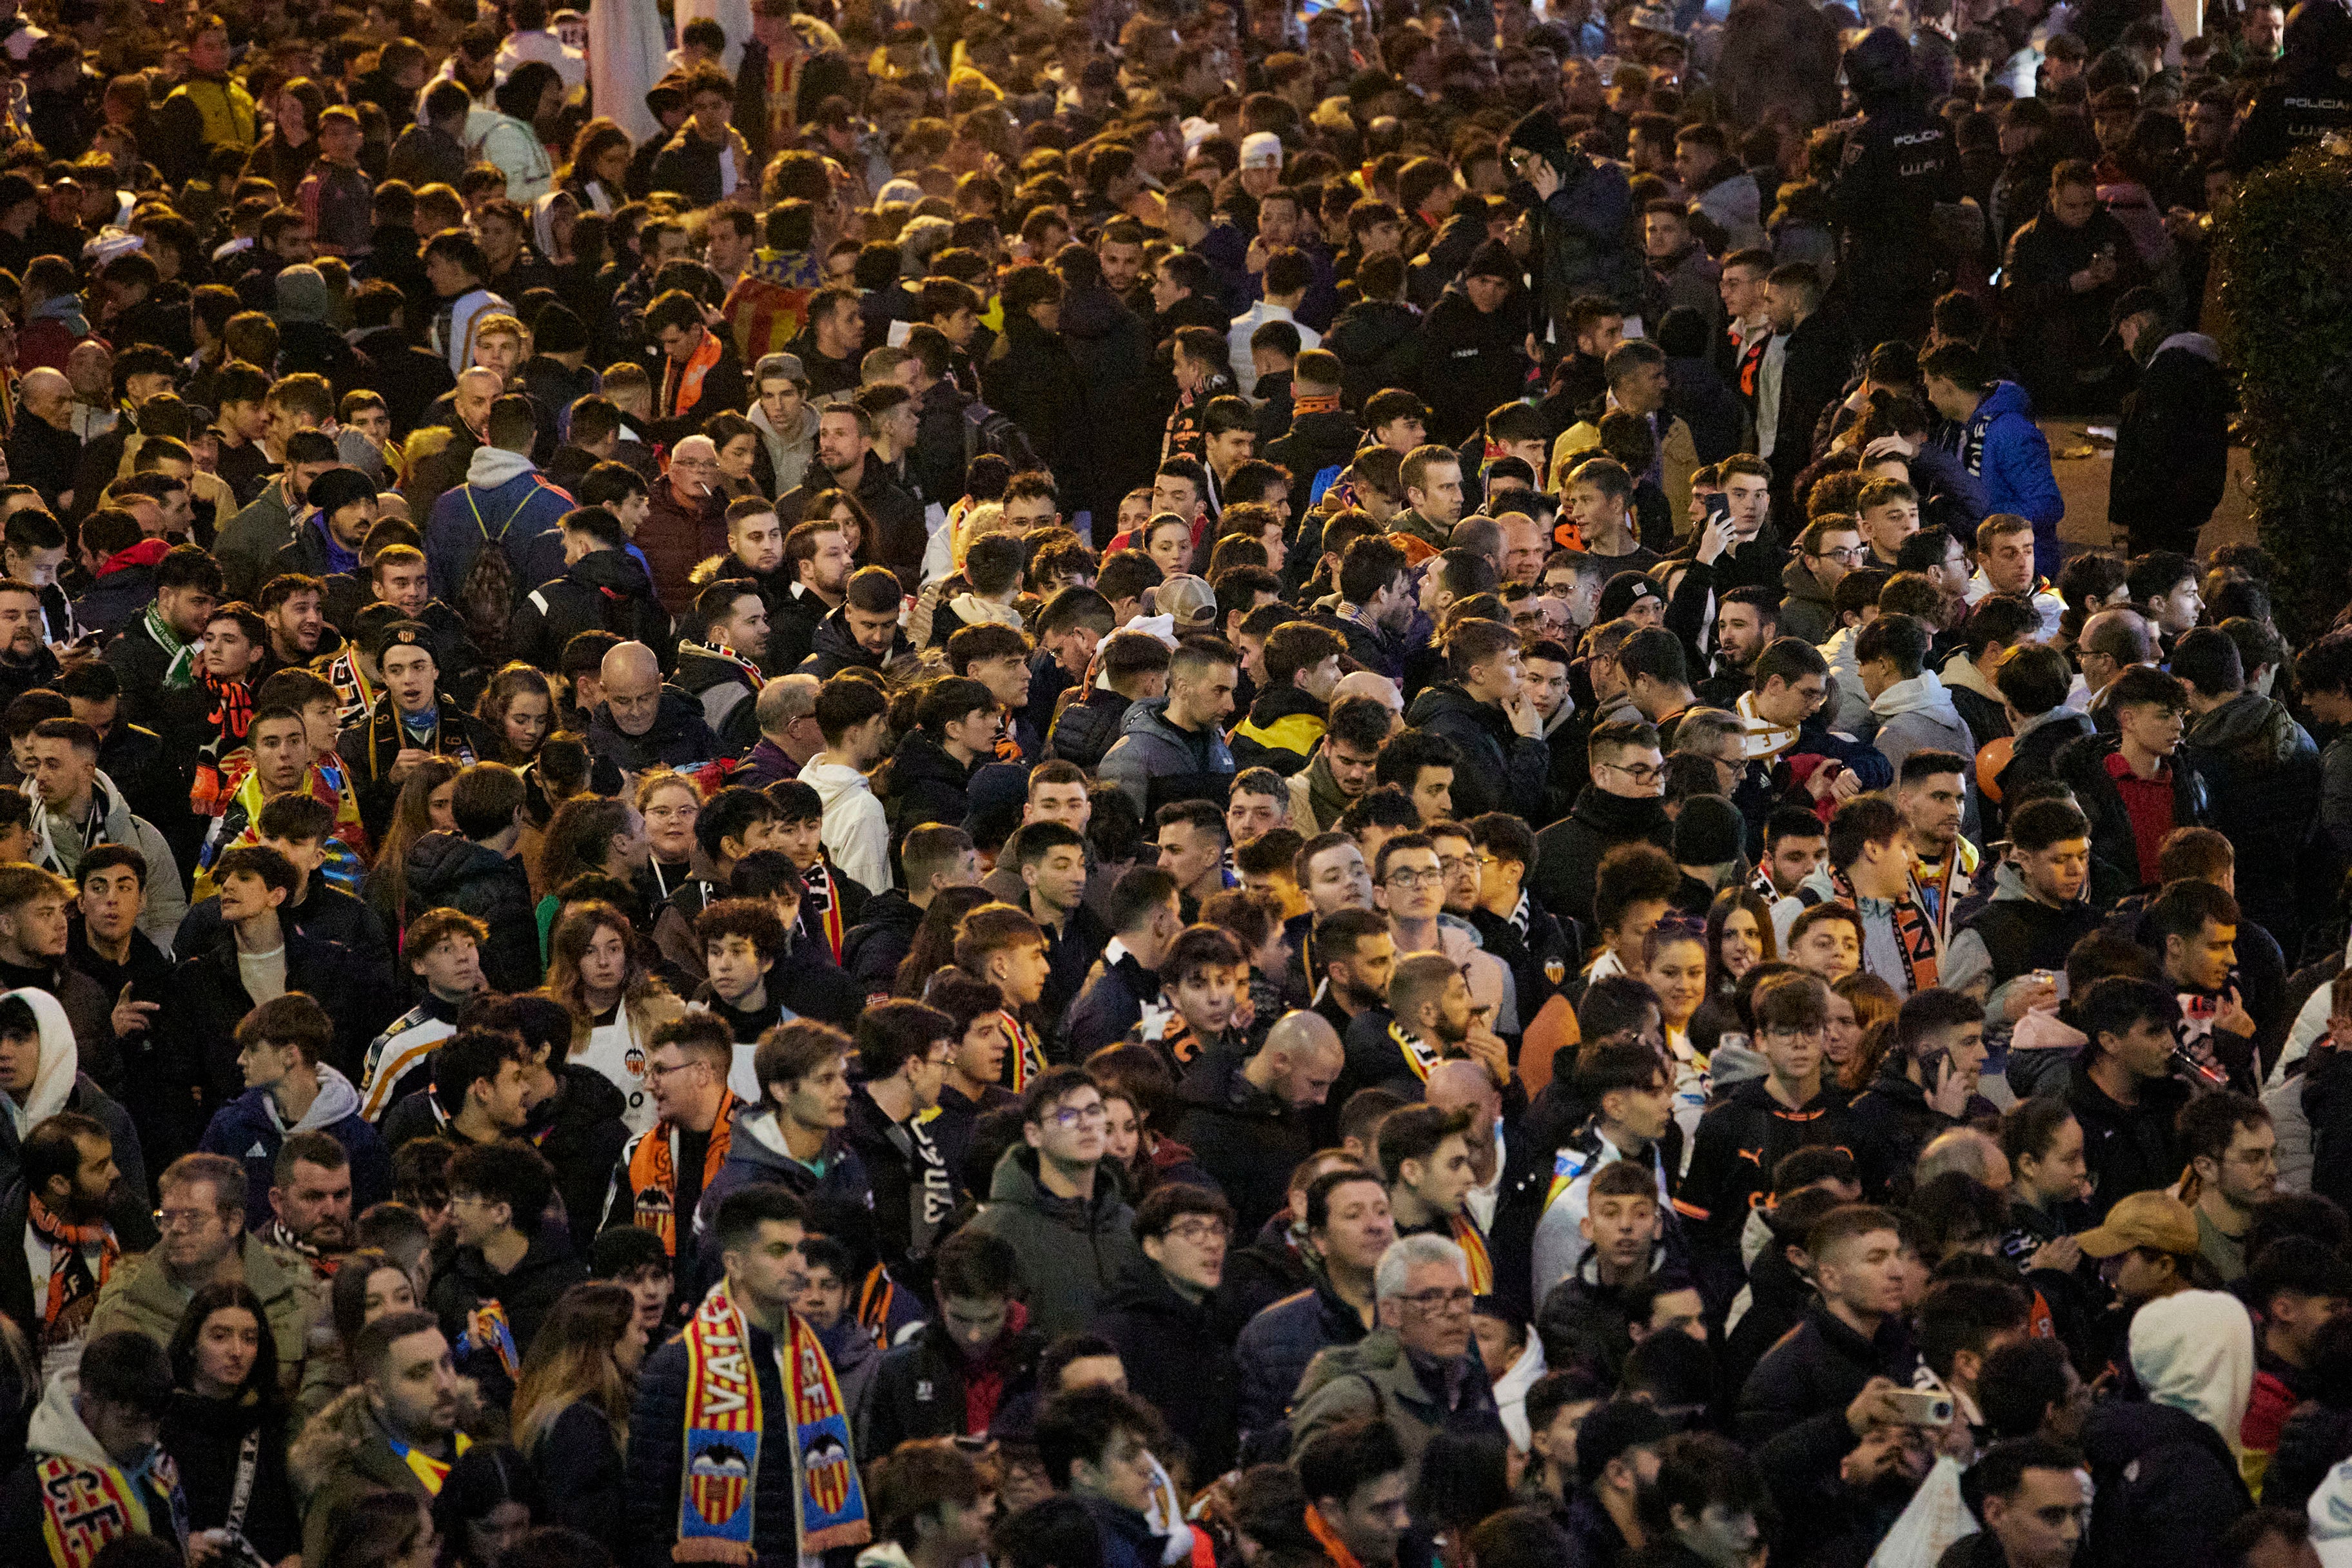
[[1240, 131, 1284, 170]]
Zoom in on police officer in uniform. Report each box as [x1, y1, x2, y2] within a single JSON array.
[[1828, 28, 1966, 353], [2230, 1, 2352, 172]]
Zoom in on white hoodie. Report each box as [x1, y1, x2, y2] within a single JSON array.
[[800, 758, 894, 895], [2130, 1288, 2255, 1452], [0, 986, 76, 1139]]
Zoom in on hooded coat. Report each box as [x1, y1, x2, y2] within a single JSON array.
[[1777, 556, 1840, 646], [1286, 1326, 1502, 1476], [289, 1385, 444, 1567], [879, 727, 983, 841], [1867, 670, 1981, 838], [0, 1371, 188, 1562], [1531, 786, 1676, 932], [0, 986, 153, 1254], [404, 831, 542, 993], [2079, 1291, 2255, 1568], [509, 547, 674, 672], [196, 1063, 392, 1228], [1099, 698, 1236, 821], [962, 1144, 1146, 1340], [2109, 332, 2231, 553], [1326, 297, 1424, 413], [89, 1230, 326, 1397], [422, 447, 575, 607], [692, 1103, 879, 1291], [1417, 288, 1534, 447], [1055, 280, 1159, 525]]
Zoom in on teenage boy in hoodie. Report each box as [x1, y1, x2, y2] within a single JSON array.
[[1680, 975, 1865, 1272], [882, 676, 997, 840], [201, 992, 390, 1223], [1921, 342, 2065, 581], [422, 394, 573, 607], [1856, 614, 1980, 841], [427, 1138, 583, 1403], [507, 505, 671, 673], [692, 1019, 876, 1280], [802, 675, 894, 897], [859, 1224, 1046, 1458]]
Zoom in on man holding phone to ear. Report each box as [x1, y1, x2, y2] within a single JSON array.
[[1849, 988, 1991, 1196]]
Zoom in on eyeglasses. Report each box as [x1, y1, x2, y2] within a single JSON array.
[[1599, 761, 1665, 784], [645, 1057, 705, 1081], [1385, 867, 1445, 889], [1811, 545, 1869, 564], [159, 1207, 222, 1232], [1165, 1219, 1230, 1244], [1763, 1024, 1827, 1044], [1400, 1286, 1475, 1313], [1438, 856, 1479, 876], [1046, 1102, 1109, 1130]]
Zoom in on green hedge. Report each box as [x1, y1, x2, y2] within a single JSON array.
[[2214, 143, 2352, 639]]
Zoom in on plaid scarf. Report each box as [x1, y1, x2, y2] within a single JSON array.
[[28, 1195, 115, 1346]]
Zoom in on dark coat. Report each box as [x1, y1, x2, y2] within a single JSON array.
[[1055, 281, 1159, 524], [197, 1079, 393, 1226], [1738, 1300, 1922, 1560], [981, 315, 1086, 505], [1173, 1045, 1315, 1239], [426, 1228, 586, 1400], [1531, 786, 1676, 932], [880, 727, 983, 839], [1324, 299, 1423, 413], [170, 928, 367, 1102], [628, 1310, 812, 1568], [2053, 729, 2213, 892], [858, 1316, 1044, 1459], [1768, 308, 1856, 495], [1403, 681, 1551, 824], [794, 605, 913, 680], [1417, 289, 1533, 448], [585, 686, 725, 773], [1092, 1269, 1244, 1475], [2079, 1399, 2252, 1568], [1233, 1269, 1369, 1451], [404, 832, 542, 993], [510, 548, 674, 672], [2186, 691, 2321, 945], [1045, 686, 1133, 772], [2109, 333, 2232, 552]]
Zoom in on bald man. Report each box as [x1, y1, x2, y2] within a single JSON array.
[[744, 672, 823, 786], [1173, 1009, 1346, 1235], [585, 639, 723, 772], [8, 368, 81, 512], [1333, 669, 1404, 718], [2079, 606, 2157, 726], [1427, 1058, 1507, 1232]]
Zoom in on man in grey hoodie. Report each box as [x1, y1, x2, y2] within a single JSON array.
[[1856, 614, 1979, 841]]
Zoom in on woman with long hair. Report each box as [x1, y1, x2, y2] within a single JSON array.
[[798, 486, 875, 565], [1642, 917, 1714, 1148], [246, 77, 328, 201], [471, 663, 558, 767], [162, 1280, 301, 1567], [1833, 972, 1902, 1090], [295, 1245, 422, 1422], [533, 794, 644, 949], [512, 1281, 644, 1540], [702, 411, 765, 501], [892, 885, 994, 996], [365, 756, 462, 926], [322, 1488, 437, 1568], [1703, 886, 1777, 997], [561, 117, 633, 213], [544, 899, 683, 1135]]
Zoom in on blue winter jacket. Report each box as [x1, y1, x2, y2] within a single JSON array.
[[1957, 380, 2064, 527], [197, 1063, 393, 1226], [422, 453, 576, 606]]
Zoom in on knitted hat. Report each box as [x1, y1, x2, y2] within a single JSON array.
[[1597, 571, 1664, 622], [1673, 794, 1745, 867], [275, 264, 331, 324], [306, 466, 378, 520], [1465, 239, 1518, 282]]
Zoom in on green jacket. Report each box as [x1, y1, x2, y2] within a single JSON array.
[[1286, 1326, 1502, 1477], [290, 1385, 446, 1567], [963, 1145, 1147, 1338], [88, 1231, 326, 1398]]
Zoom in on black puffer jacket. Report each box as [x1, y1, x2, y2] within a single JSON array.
[[2186, 691, 2320, 943], [881, 728, 981, 838], [510, 548, 673, 672], [1531, 786, 1674, 932], [1403, 681, 1549, 823], [1173, 1046, 1315, 1239], [1326, 297, 1423, 411], [1090, 1269, 1244, 1476], [1046, 686, 1133, 771], [1263, 409, 1364, 521], [627, 1311, 807, 1568], [404, 832, 540, 993], [1416, 288, 1533, 447], [795, 605, 913, 678], [858, 1315, 1045, 1459]]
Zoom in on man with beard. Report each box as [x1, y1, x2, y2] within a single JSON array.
[[260, 1130, 357, 1280], [0, 578, 56, 710], [1308, 536, 1414, 685], [86, 1152, 325, 1395], [674, 580, 770, 756], [299, 1310, 464, 1562], [103, 542, 221, 729], [0, 1113, 126, 1373], [258, 573, 332, 672], [1896, 751, 1981, 954], [780, 404, 925, 593], [1294, 1420, 1413, 1568], [769, 515, 855, 676], [1695, 585, 1778, 709], [1286, 695, 1391, 837]]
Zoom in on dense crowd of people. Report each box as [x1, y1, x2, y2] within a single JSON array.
[[0, 0, 2341, 1566]]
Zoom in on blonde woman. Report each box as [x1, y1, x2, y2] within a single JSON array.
[[543, 901, 685, 1135], [513, 1281, 643, 1540]]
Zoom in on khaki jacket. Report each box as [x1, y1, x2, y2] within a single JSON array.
[[89, 1230, 327, 1397]]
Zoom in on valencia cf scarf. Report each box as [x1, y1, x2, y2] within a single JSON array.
[[28, 1196, 114, 1349], [801, 859, 846, 964], [1826, 864, 1941, 994], [627, 1090, 741, 1257], [1001, 1011, 1044, 1092], [34, 1446, 186, 1567], [675, 1280, 868, 1562], [1907, 838, 1980, 948], [1386, 1021, 1443, 1083], [1450, 1213, 1493, 1295]]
